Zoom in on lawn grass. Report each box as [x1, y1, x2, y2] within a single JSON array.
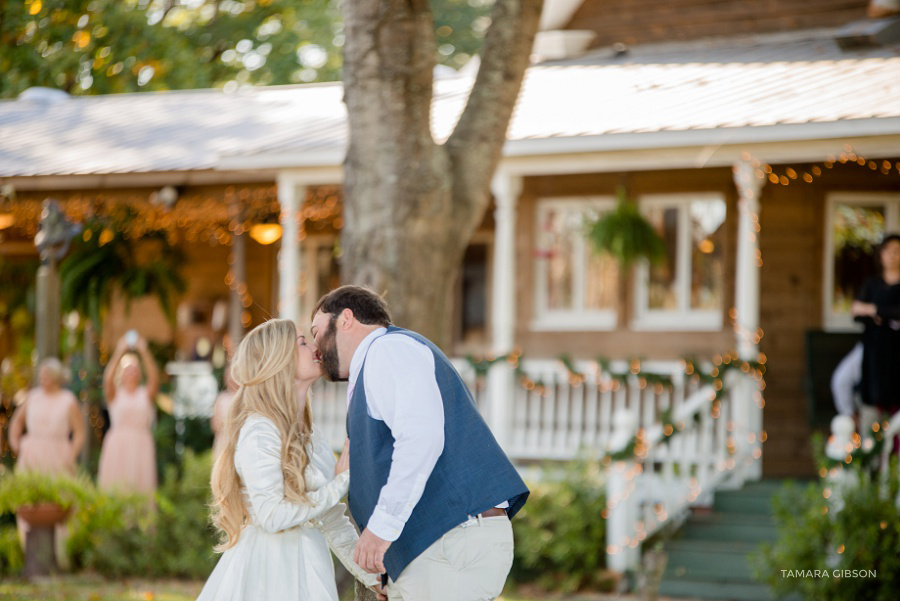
[[0, 576, 549, 601], [0, 576, 202, 601]]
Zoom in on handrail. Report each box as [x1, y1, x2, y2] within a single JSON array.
[[606, 368, 764, 573]]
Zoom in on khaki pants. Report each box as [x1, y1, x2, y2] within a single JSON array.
[[386, 516, 514, 601]]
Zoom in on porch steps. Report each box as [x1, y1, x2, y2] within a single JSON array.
[[658, 480, 801, 601]]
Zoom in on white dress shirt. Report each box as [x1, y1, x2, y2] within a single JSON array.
[[347, 328, 445, 542]]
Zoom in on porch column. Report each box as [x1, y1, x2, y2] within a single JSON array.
[[733, 159, 764, 360], [733, 158, 765, 481], [228, 201, 247, 346], [277, 175, 304, 324], [487, 171, 522, 449]]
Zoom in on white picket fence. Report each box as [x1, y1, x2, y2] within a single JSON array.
[[310, 356, 765, 573]]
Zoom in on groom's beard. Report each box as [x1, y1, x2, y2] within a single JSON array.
[[320, 319, 345, 382]]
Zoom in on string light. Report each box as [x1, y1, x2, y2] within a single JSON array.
[[745, 145, 900, 189], [0, 184, 344, 246]]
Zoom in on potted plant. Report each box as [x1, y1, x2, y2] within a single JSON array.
[[0, 471, 92, 577], [585, 187, 667, 320]]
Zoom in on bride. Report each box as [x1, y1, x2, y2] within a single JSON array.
[[197, 318, 380, 600]]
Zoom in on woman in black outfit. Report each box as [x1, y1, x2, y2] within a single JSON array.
[[852, 233, 900, 416]]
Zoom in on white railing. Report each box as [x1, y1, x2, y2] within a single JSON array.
[[605, 367, 765, 571], [310, 356, 765, 574], [824, 410, 900, 513], [311, 358, 702, 460], [310, 379, 350, 448], [498, 359, 696, 462]]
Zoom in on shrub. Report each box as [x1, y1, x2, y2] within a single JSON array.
[[756, 464, 900, 601], [0, 524, 23, 577], [151, 450, 218, 578], [66, 488, 152, 577], [0, 471, 93, 514], [67, 450, 218, 580], [509, 459, 613, 593]]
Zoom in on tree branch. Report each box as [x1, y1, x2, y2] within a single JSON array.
[[445, 0, 543, 204]]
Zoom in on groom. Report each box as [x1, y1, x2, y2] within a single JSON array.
[[311, 285, 529, 601]]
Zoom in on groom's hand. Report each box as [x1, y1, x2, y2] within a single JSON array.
[[355, 528, 391, 574]]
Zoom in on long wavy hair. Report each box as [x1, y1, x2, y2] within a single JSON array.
[[209, 318, 314, 551]]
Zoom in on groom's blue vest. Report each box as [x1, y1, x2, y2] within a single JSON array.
[[346, 326, 529, 580]]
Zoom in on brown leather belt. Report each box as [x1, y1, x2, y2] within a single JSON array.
[[478, 507, 508, 518]]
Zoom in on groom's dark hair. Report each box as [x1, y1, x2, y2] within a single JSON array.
[[313, 285, 392, 327]]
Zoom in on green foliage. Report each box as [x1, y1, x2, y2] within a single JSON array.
[[154, 414, 214, 479], [756, 466, 900, 601], [152, 450, 219, 577], [1, 0, 490, 98], [59, 214, 185, 333], [65, 487, 154, 577], [586, 187, 667, 270], [0, 471, 93, 514], [0, 258, 39, 463], [67, 450, 217, 579], [509, 460, 614, 593], [811, 430, 886, 474], [0, 524, 24, 577], [0, 257, 38, 323]]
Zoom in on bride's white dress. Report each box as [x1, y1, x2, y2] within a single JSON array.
[[197, 416, 378, 601]]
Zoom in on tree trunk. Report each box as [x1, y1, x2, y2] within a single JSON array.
[[341, 0, 543, 350], [354, 580, 378, 601]]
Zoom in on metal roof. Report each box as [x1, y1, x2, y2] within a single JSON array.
[[1, 30, 899, 177]]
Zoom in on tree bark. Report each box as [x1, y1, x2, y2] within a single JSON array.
[[341, 0, 543, 350]]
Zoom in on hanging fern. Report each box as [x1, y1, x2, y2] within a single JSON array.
[[60, 213, 185, 333], [585, 187, 667, 270]]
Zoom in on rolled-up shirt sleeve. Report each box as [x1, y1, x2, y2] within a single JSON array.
[[362, 336, 444, 542]]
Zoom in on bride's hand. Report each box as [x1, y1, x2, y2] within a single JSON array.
[[372, 582, 387, 601], [335, 438, 350, 476]]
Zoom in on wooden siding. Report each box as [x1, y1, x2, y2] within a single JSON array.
[[102, 238, 277, 354], [759, 160, 900, 476], [566, 0, 871, 47]]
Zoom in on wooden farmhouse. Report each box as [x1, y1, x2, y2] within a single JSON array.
[[1, 0, 899, 481]]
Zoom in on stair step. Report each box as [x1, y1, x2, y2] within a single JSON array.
[[679, 522, 778, 543], [687, 511, 776, 525], [681, 512, 777, 543], [659, 578, 794, 601], [712, 494, 775, 515], [659, 480, 795, 600], [664, 539, 762, 580], [732, 479, 791, 492]]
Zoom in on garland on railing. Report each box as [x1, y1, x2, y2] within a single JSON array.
[[464, 353, 510, 378], [590, 357, 674, 389], [465, 349, 544, 390], [467, 349, 767, 464], [604, 409, 678, 464], [817, 425, 887, 473]]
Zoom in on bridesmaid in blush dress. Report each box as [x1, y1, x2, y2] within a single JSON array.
[[97, 333, 159, 496], [8, 357, 85, 476], [8, 357, 86, 552]]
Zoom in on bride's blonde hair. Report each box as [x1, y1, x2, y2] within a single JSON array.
[[209, 318, 314, 551]]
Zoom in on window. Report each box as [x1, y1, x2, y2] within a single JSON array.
[[823, 192, 900, 331], [633, 193, 726, 331], [533, 197, 619, 330]]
